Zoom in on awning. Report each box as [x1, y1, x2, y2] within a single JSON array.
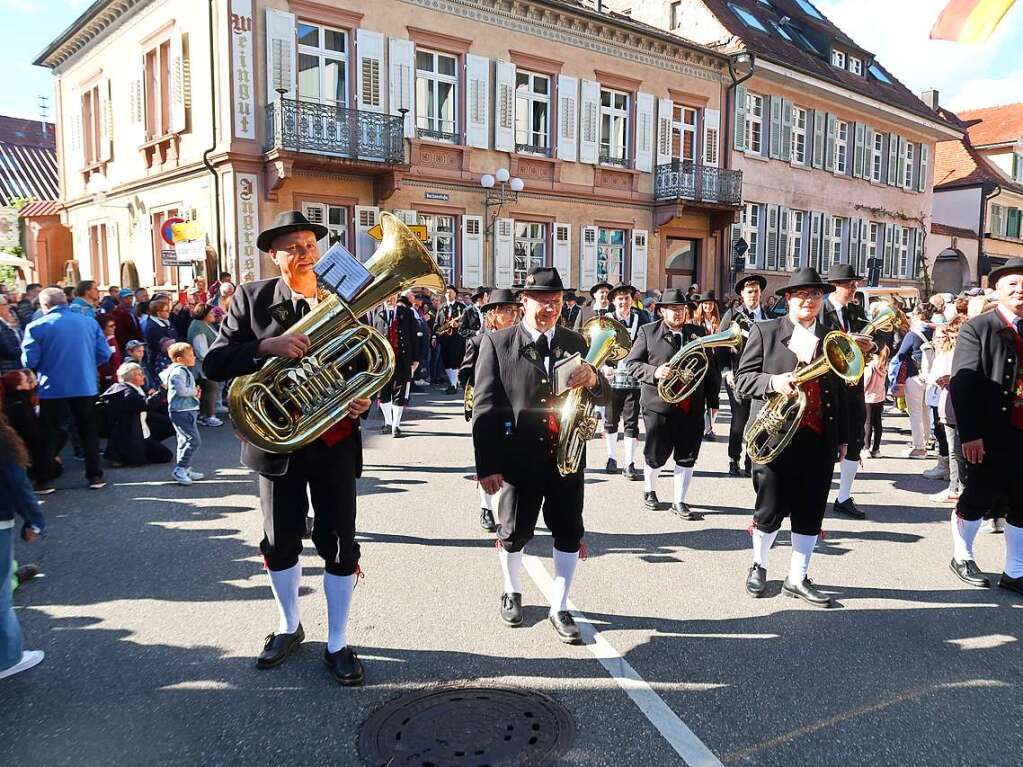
[[0, 253, 34, 269]]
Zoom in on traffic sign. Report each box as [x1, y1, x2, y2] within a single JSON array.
[[161, 217, 186, 245], [367, 223, 429, 242]]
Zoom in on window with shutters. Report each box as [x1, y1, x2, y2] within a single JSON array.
[[88, 223, 110, 286], [791, 106, 807, 165], [741, 202, 760, 265], [898, 227, 910, 277], [831, 217, 845, 267], [672, 105, 699, 162], [831, 50, 846, 69], [834, 120, 848, 174], [144, 40, 173, 139], [418, 213, 456, 286], [869, 221, 880, 274], [745, 92, 763, 154], [872, 132, 884, 182], [515, 71, 550, 154], [599, 88, 630, 165], [849, 57, 863, 76], [903, 142, 915, 188], [597, 227, 627, 283], [1006, 207, 1022, 239], [81, 85, 103, 165], [513, 222, 548, 286], [305, 204, 349, 249], [788, 210, 804, 268], [297, 23, 347, 107], [415, 50, 458, 140]]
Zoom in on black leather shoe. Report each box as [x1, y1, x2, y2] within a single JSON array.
[[623, 463, 638, 480], [606, 458, 618, 474], [256, 624, 304, 668], [671, 502, 704, 521], [746, 564, 767, 597], [323, 646, 364, 686], [378, 423, 390, 434], [549, 611, 582, 644], [704, 432, 716, 442], [949, 559, 990, 588], [728, 460, 741, 477], [742, 461, 752, 478], [782, 577, 833, 608], [392, 427, 404, 438], [479, 508, 497, 532], [643, 491, 660, 510], [833, 497, 866, 520], [998, 573, 1023, 596], [444, 385, 457, 394], [500, 593, 523, 627]]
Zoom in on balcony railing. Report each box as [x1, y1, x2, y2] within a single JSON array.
[[516, 142, 553, 158], [599, 146, 632, 168], [265, 98, 404, 164], [416, 126, 460, 143], [655, 161, 743, 206]]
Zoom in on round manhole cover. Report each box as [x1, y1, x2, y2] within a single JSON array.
[[359, 685, 575, 766]]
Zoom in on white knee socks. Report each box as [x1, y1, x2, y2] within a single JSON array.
[[605, 432, 618, 461], [951, 510, 981, 563], [499, 548, 523, 594], [623, 437, 636, 467], [550, 548, 579, 614], [324, 572, 356, 653], [752, 529, 778, 567], [788, 533, 817, 584], [643, 464, 658, 493], [446, 369, 457, 387], [837, 459, 858, 503], [392, 405, 404, 430], [1004, 523, 1023, 578], [379, 401, 393, 426], [673, 464, 694, 505], [267, 563, 302, 634], [479, 485, 493, 510]]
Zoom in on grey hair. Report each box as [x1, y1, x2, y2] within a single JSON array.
[[117, 362, 145, 383], [39, 287, 68, 309]]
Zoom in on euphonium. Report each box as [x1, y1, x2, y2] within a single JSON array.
[[229, 212, 445, 453], [849, 301, 898, 354], [658, 323, 743, 403], [556, 315, 632, 476], [743, 330, 865, 464]]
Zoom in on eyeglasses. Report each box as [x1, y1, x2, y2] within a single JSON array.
[[790, 290, 824, 302], [525, 295, 563, 308]]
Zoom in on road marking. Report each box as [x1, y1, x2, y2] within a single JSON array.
[[522, 554, 724, 767]]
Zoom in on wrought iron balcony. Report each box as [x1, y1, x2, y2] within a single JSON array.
[[516, 142, 553, 158], [416, 127, 460, 143], [655, 161, 743, 207], [265, 98, 404, 164], [599, 146, 632, 168]]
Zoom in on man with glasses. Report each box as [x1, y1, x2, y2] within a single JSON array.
[[736, 267, 849, 608]]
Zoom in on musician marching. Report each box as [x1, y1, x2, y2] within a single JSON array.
[[371, 291, 421, 438], [473, 267, 609, 643], [459, 287, 488, 338], [435, 285, 466, 394], [602, 283, 645, 480]]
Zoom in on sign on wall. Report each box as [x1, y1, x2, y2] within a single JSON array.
[[235, 173, 260, 283], [0, 208, 20, 249], [230, 0, 256, 140]]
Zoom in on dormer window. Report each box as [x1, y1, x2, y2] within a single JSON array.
[[770, 20, 792, 41], [728, 3, 768, 32], [831, 50, 846, 68], [849, 56, 863, 76], [868, 62, 892, 84], [794, 0, 824, 19]]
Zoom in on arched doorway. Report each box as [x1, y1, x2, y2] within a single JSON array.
[[666, 238, 698, 289], [932, 248, 969, 294], [120, 260, 140, 289]]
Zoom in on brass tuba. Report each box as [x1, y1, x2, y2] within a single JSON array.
[[556, 315, 632, 476], [849, 301, 899, 355], [658, 323, 743, 403], [743, 331, 865, 464], [229, 212, 445, 453]]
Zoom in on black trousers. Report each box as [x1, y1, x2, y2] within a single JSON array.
[[864, 403, 883, 453], [106, 437, 173, 466], [643, 407, 704, 469], [931, 407, 949, 457], [497, 465, 584, 554], [845, 394, 867, 462], [605, 387, 640, 437], [440, 336, 465, 370], [38, 396, 102, 481], [380, 368, 411, 406], [752, 428, 835, 536], [259, 439, 360, 576], [724, 381, 751, 464], [956, 441, 1023, 527]]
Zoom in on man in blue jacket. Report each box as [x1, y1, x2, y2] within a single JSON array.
[[21, 287, 112, 493]]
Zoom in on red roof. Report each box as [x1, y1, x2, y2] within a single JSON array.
[[933, 134, 1023, 195], [18, 200, 60, 218], [957, 103, 1023, 147]]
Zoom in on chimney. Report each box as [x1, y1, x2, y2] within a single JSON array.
[[921, 89, 940, 110]]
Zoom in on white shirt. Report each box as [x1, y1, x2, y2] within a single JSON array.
[[828, 294, 849, 330], [521, 320, 555, 347], [127, 381, 151, 439], [742, 304, 765, 322], [788, 320, 820, 364]]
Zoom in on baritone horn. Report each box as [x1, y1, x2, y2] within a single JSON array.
[[229, 212, 446, 453], [556, 315, 632, 476], [743, 331, 864, 464], [849, 301, 898, 355], [658, 323, 743, 403]]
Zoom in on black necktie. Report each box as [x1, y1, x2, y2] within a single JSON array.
[[1015, 318, 1023, 336], [837, 307, 845, 331], [296, 299, 310, 319], [535, 334, 552, 379]]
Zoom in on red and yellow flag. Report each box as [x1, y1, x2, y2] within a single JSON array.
[[930, 0, 1017, 43]]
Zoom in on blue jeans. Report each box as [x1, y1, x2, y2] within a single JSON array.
[[170, 410, 201, 469], [0, 527, 22, 671]]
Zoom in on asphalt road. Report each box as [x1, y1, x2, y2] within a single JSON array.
[[3, 387, 1021, 767]]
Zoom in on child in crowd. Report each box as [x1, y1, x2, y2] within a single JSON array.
[[160, 342, 203, 486], [863, 344, 890, 458]]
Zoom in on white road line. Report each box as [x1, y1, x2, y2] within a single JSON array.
[[522, 554, 724, 767]]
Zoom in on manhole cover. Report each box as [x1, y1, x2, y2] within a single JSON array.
[[359, 685, 575, 767]]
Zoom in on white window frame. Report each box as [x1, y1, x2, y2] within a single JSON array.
[[745, 92, 763, 155], [296, 22, 348, 106], [597, 227, 627, 283], [834, 120, 849, 174], [513, 221, 548, 286], [788, 209, 804, 267], [673, 104, 699, 162], [904, 141, 915, 188], [415, 49, 459, 139], [514, 70, 551, 153], [832, 216, 845, 267], [418, 212, 457, 286], [831, 50, 846, 68], [898, 226, 911, 277], [599, 87, 630, 164], [742, 202, 760, 266], [872, 132, 884, 182], [849, 57, 863, 76], [791, 106, 807, 166]]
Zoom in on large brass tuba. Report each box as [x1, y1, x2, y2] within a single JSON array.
[[556, 315, 632, 476], [743, 331, 865, 464], [658, 323, 743, 403], [229, 212, 445, 453]]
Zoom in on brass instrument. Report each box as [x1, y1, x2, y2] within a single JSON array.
[[849, 301, 899, 354], [658, 323, 743, 403], [463, 383, 474, 421], [229, 212, 445, 453], [743, 331, 865, 464], [436, 317, 460, 336], [556, 315, 632, 476]]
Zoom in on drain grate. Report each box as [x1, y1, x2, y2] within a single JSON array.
[[359, 685, 575, 767]]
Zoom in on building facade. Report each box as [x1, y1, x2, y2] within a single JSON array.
[[37, 0, 748, 295]]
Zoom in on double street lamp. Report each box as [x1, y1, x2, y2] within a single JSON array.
[[480, 167, 524, 285]]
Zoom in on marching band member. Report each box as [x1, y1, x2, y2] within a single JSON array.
[[371, 291, 420, 438], [624, 289, 718, 520], [459, 287, 488, 338], [473, 267, 608, 644], [948, 257, 1023, 596], [435, 285, 466, 394], [204, 211, 370, 685], [602, 283, 644, 480], [719, 275, 768, 478], [459, 288, 522, 532], [578, 281, 613, 430], [736, 268, 849, 608], [561, 291, 582, 329]]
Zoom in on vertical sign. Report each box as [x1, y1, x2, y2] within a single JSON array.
[[236, 173, 260, 283], [230, 0, 255, 140]]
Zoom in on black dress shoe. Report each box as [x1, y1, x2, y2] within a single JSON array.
[[833, 497, 866, 520], [444, 385, 457, 394], [606, 458, 618, 474], [256, 624, 305, 668], [704, 432, 716, 442], [742, 461, 752, 478], [479, 508, 497, 532], [643, 491, 660, 510], [998, 573, 1023, 596], [949, 559, 990, 588], [549, 611, 582, 644], [746, 564, 767, 597], [782, 577, 833, 608], [728, 460, 741, 477], [671, 502, 704, 521], [323, 646, 364, 686], [500, 593, 523, 627], [392, 427, 404, 438], [623, 463, 638, 480], [379, 423, 391, 434]]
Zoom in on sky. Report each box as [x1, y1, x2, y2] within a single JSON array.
[[0, 0, 1020, 123]]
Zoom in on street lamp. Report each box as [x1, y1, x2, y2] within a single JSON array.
[[480, 167, 524, 285]]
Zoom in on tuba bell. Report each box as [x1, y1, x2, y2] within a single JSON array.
[[849, 301, 898, 356], [743, 331, 865, 464], [556, 315, 632, 476], [658, 323, 743, 403], [228, 212, 445, 453]]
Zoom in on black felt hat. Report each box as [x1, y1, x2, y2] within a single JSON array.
[[827, 263, 864, 282], [589, 280, 614, 296], [257, 210, 328, 253], [988, 257, 1023, 285], [775, 267, 835, 297], [481, 288, 520, 311], [695, 290, 717, 302], [471, 285, 488, 300], [520, 266, 566, 292], [734, 274, 767, 293], [608, 282, 635, 300], [656, 288, 694, 307]]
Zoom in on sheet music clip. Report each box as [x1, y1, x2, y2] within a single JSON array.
[[314, 243, 373, 303]]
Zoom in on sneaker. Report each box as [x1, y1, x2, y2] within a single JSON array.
[[201, 416, 224, 427], [983, 518, 1006, 534], [33, 481, 55, 495], [214, 404, 229, 414], [901, 448, 928, 459], [87, 476, 107, 489], [929, 489, 958, 504], [868, 450, 881, 459], [0, 650, 45, 680], [922, 459, 949, 481], [186, 468, 205, 481], [172, 467, 193, 485], [196, 415, 209, 426]]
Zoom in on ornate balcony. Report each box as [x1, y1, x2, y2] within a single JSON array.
[[655, 161, 743, 207], [264, 98, 404, 164], [516, 142, 553, 158], [599, 146, 632, 168]]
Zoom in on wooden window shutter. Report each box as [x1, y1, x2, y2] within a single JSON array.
[[733, 84, 747, 151], [703, 108, 720, 167], [556, 75, 578, 161]]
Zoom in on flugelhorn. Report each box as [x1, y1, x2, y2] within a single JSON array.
[[658, 323, 743, 403], [849, 301, 899, 354]]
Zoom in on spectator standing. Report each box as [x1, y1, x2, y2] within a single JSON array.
[[187, 304, 224, 427], [101, 362, 173, 466], [0, 296, 24, 373], [208, 272, 232, 305], [20, 287, 111, 492], [2, 371, 58, 482], [134, 288, 152, 333], [922, 317, 950, 482], [145, 298, 178, 381], [99, 286, 120, 313], [863, 344, 891, 458], [96, 317, 123, 390], [111, 288, 143, 352], [69, 281, 100, 320], [929, 317, 965, 504], [161, 342, 203, 485], [171, 291, 196, 339], [15, 284, 41, 330], [895, 306, 933, 457]]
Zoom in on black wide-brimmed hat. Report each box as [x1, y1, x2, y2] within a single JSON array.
[[696, 290, 717, 302], [257, 210, 328, 253], [656, 288, 694, 307], [589, 280, 613, 296], [608, 282, 635, 299], [563, 290, 579, 302], [482, 288, 520, 311], [734, 274, 767, 293], [520, 266, 565, 292], [827, 263, 864, 283], [775, 267, 835, 297], [989, 257, 1023, 285], [471, 285, 488, 300]]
